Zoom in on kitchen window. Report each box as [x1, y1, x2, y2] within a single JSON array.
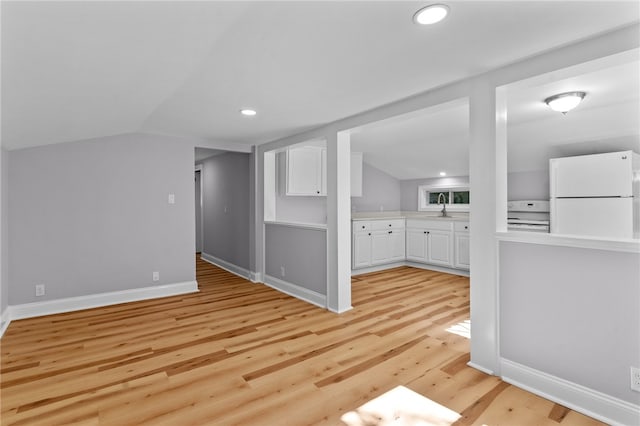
[[418, 185, 470, 212]]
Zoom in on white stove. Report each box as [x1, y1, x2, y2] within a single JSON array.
[[507, 200, 550, 233]]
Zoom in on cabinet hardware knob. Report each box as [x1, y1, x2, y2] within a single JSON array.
[[423, 231, 427, 234], [465, 226, 468, 229], [389, 224, 392, 227], [362, 225, 365, 229], [368, 233, 371, 236], [316, 191, 320, 194], [388, 231, 392, 234], [622, 155, 627, 160]]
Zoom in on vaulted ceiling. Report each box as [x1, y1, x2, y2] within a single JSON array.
[[2, 1, 638, 157]]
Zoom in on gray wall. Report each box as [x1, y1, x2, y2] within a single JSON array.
[[400, 175, 470, 211], [276, 151, 327, 224], [8, 133, 195, 304], [351, 162, 401, 213], [264, 223, 327, 295], [1, 148, 8, 318], [199, 152, 250, 270], [507, 170, 549, 200], [500, 241, 640, 404]]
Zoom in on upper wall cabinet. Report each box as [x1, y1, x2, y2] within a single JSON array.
[[286, 146, 324, 196], [286, 146, 363, 197]]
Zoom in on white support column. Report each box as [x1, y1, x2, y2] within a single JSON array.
[[254, 146, 265, 283], [325, 130, 352, 313], [468, 78, 502, 375]]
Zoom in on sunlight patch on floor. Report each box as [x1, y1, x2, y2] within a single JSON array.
[[340, 385, 461, 426], [446, 319, 470, 339]]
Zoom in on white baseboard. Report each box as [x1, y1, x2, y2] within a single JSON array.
[[263, 274, 327, 309], [8, 281, 199, 321], [201, 252, 259, 282], [467, 361, 495, 376], [0, 308, 10, 338], [352, 261, 469, 277], [250, 272, 262, 283], [501, 358, 640, 426]]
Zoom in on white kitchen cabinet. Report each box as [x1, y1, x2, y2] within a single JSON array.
[[352, 219, 405, 269], [286, 147, 363, 197], [405, 219, 454, 268], [286, 146, 324, 196], [454, 222, 470, 270], [427, 230, 452, 266], [353, 230, 372, 269], [406, 229, 428, 262]]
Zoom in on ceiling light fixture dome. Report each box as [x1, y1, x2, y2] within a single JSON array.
[[413, 4, 449, 25], [544, 91, 586, 114], [240, 109, 257, 116]]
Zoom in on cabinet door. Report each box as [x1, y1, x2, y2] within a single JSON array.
[[406, 229, 427, 262], [388, 230, 405, 261], [370, 232, 390, 265], [353, 232, 372, 269], [427, 230, 452, 266], [454, 232, 470, 270], [286, 147, 323, 195]]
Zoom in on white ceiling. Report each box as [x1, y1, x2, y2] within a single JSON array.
[[350, 51, 639, 179], [2, 1, 639, 155]]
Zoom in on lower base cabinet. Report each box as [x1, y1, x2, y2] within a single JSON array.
[[352, 219, 405, 269], [353, 218, 468, 272]]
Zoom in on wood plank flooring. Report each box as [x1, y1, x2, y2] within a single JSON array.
[[1, 258, 604, 425]]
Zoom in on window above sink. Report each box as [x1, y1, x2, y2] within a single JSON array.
[[418, 184, 470, 212]]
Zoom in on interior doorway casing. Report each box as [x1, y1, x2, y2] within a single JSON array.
[[195, 164, 203, 254]]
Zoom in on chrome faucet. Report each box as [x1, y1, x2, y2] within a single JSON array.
[[437, 192, 448, 217]]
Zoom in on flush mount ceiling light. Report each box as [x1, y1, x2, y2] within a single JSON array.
[[240, 109, 257, 116], [439, 171, 447, 176], [544, 91, 586, 114], [413, 4, 449, 25]]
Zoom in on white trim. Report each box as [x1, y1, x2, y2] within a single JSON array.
[[501, 359, 640, 426], [250, 271, 262, 283], [467, 361, 495, 376], [264, 220, 327, 231], [496, 231, 640, 253], [200, 252, 257, 282], [8, 281, 199, 321], [263, 274, 327, 309], [351, 261, 469, 277], [0, 308, 10, 338], [405, 261, 470, 277]]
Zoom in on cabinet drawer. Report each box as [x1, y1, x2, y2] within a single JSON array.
[[454, 222, 470, 232], [371, 219, 405, 230], [353, 221, 371, 232], [406, 219, 452, 231]]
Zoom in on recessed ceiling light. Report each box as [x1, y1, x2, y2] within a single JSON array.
[[240, 109, 257, 116], [439, 171, 447, 176], [544, 92, 586, 114], [413, 4, 449, 25]]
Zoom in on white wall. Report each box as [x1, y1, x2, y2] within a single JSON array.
[[8, 133, 195, 305], [352, 162, 401, 213], [500, 241, 640, 405], [508, 170, 549, 200]]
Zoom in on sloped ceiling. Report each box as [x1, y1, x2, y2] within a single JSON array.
[[2, 1, 638, 153]]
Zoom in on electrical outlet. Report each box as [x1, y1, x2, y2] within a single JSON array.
[[152, 271, 160, 282], [280, 266, 285, 277], [167, 194, 175, 204], [35, 284, 45, 297], [631, 367, 640, 392]]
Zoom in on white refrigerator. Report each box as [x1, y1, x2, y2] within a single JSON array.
[[550, 150, 639, 239]]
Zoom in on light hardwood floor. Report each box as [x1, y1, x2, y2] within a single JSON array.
[[1, 258, 604, 425]]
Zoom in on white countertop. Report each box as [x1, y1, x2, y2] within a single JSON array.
[[352, 211, 469, 222]]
